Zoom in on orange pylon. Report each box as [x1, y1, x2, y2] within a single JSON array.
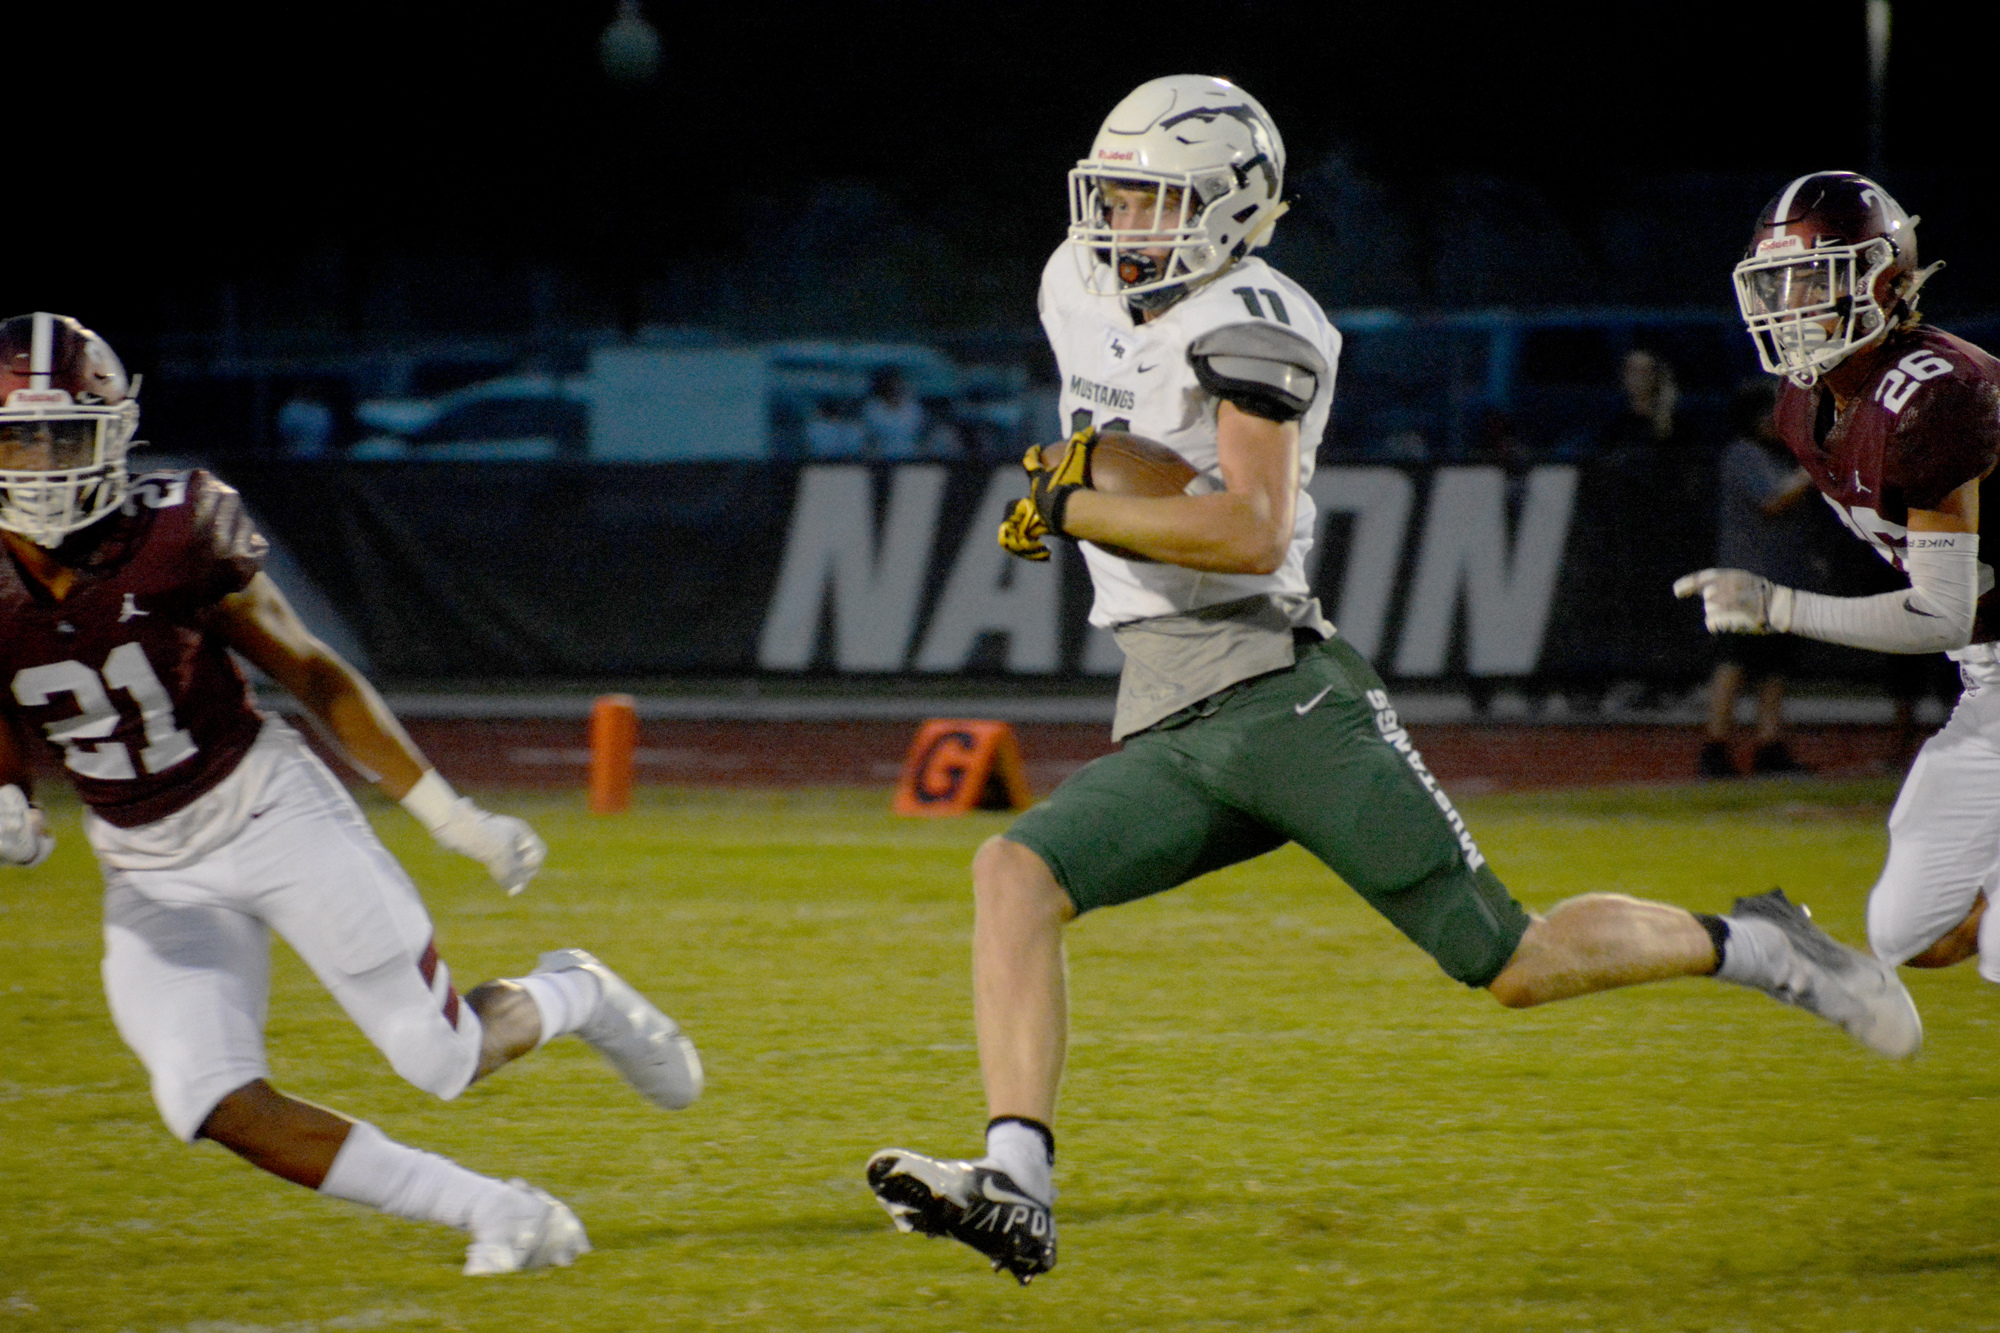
[[589, 694, 638, 813]]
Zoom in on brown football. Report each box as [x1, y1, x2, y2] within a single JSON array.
[[1036, 430, 1198, 561], [1038, 430, 1198, 497]]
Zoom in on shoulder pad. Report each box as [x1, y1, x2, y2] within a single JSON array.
[[1187, 324, 1327, 423], [185, 471, 269, 602], [1888, 371, 2000, 510]]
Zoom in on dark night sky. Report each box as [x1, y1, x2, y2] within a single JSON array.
[[16, 2, 1992, 347]]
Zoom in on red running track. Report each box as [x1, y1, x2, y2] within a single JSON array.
[[363, 719, 1912, 795]]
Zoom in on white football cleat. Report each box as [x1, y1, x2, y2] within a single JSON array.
[[462, 1181, 590, 1276], [535, 948, 703, 1110], [1729, 888, 1923, 1059]]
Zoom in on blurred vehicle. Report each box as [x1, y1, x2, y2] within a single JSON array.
[[351, 374, 590, 460]]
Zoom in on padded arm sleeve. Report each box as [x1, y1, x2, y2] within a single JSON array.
[[1778, 532, 1984, 653], [1188, 324, 1327, 423]]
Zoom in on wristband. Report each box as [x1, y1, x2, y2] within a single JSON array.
[[1768, 584, 1796, 634], [1040, 482, 1076, 536], [399, 769, 461, 831]]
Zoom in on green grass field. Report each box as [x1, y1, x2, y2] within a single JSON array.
[[4, 778, 1997, 1333]]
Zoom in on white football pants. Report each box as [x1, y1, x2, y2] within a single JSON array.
[[1869, 652, 2000, 981], [97, 722, 482, 1141]]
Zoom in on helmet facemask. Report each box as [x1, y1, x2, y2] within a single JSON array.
[[0, 311, 140, 547], [1734, 235, 1899, 387], [1070, 159, 1282, 311], [0, 394, 139, 547]]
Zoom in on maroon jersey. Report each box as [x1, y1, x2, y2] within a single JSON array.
[[0, 470, 268, 827], [1774, 325, 2000, 643]]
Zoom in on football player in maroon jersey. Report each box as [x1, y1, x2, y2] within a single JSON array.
[[0, 313, 703, 1275], [1679, 172, 2000, 984]]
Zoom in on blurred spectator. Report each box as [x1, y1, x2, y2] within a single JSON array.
[[1596, 349, 1687, 460], [1465, 408, 1539, 718], [1698, 379, 1818, 777], [862, 367, 924, 458], [1885, 653, 1963, 771], [1475, 407, 1532, 473], [917, 396, 967, 458], [805, 397, 868, 458], [1577, 349, 1714, 711], [276, 394, 335, 457]]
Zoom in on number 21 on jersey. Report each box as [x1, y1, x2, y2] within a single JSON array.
[[12, 643, 199, 780]]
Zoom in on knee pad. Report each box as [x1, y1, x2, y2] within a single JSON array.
[[1867, 890, 1926, 967], [377, 1005, 481, 1101]]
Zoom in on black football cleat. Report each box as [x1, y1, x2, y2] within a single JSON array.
[[1750, 741, 1810, 776], [866, 1149, 1056, 1285], [1697, 740, 1739, 779]]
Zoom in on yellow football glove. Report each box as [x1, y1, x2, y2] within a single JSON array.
[[996, 430, 1097, 561], [998, 496, 1051, 561]]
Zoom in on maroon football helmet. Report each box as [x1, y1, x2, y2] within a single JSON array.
[[1732, 171, 1933, 387], [0, 312, 140, 546]]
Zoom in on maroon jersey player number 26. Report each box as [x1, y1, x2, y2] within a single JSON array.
[[1679, 172, 2000, 985]]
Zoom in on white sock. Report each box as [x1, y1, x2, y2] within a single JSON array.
[[1714, 915, 1788, 989], [982, 1121, 1054, 1204], [318, 1120, 514, 1234], [513, 969, 604, 1049]]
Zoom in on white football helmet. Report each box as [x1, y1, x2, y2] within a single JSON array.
[[1068, 75, 1288, 311], [0, 312, 140, 547]]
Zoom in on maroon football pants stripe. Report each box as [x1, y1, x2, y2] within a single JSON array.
[[416, 939, 462, 1029]]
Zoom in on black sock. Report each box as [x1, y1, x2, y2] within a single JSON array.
[[987, 1115, 1055, 1162], [1694, 912, 1730, 972]]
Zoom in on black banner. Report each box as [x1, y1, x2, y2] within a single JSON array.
[[221, 458, 1885, 686]]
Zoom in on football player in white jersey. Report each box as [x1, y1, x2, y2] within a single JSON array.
[[865, 79, 1921, 1285]]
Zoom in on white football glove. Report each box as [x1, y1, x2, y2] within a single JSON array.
[[1, 784, 55, 869], [400, 770, 547, 895], [1674, 567, 1795, 636]]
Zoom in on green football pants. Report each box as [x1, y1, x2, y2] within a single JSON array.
[[1004, 635, 1531, 987]]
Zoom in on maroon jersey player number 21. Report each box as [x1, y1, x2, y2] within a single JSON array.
[[0, 311, 702, 1275]]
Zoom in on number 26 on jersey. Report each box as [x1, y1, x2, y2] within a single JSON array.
[[1874, 350, 1953, 415]]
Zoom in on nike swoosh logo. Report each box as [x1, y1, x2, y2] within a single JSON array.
[[978, 1179, 1039, 1206], [1135, 363, 1158, 373], [1294, 685, 1334, 716], [1904, 598, 1940, 619]]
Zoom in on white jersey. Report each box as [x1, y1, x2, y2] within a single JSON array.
[[1037, 244, 1341, 628]]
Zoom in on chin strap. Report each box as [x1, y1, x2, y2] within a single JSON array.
[[1898, 260, 1945, 322], [1243, 200, 1290, 251]]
